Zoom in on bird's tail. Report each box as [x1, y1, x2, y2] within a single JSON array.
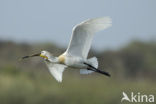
[[88, 57, 98, 68], [80, 57, 98, 74], [83, 57, 111, 77]]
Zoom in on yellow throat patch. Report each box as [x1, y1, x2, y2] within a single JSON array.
[[40, 54, 48, 59], [58, 55, 65, 64]]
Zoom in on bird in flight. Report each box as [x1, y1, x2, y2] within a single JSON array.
[[21, 17, 112, 82]]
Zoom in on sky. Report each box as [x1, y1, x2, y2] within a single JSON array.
[[0, 0, 156, 50]]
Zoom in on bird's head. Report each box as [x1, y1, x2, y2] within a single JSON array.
[[40, 50, 52, 60]]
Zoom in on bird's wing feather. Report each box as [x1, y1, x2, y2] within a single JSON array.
[[66, 17, 112, 59], [45, 61, 67, 82]]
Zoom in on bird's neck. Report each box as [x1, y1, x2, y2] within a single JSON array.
[[48, 56, 59, 63]]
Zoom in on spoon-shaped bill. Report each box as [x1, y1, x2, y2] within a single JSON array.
[[21, 53, 41, 60]]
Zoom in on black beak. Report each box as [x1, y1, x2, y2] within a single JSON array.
[[21, 53, 40, 59], [31, 53, 41, 57]]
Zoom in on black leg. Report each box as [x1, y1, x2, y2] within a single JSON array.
[[84, 62, 111, 77]]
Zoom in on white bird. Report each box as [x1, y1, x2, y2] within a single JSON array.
[[22, 17, 112, 82]]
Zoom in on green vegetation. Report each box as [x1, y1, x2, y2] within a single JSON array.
[[0, 66, 155, 104], [0, 40, 156, 104]]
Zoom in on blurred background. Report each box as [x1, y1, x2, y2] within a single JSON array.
[[0, 0, 156, 104]]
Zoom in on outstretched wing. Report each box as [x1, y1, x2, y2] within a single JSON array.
[[45, 61, 67, 82], [66, 17, 112, 59]]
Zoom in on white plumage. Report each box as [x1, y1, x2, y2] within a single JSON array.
[[80, 57, 98, 74], [22, 17, 112, 82], [66, 17, 112, 59], [45, 62, 67, 82]]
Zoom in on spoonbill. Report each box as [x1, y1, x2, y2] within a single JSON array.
[[22, 17, 112, 82]]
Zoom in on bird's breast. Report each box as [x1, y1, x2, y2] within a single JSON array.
[[58, 54, 65, 64]]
